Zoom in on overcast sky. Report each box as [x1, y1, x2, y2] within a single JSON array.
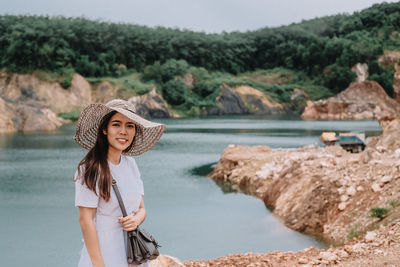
[[0, 0, 397, 33]]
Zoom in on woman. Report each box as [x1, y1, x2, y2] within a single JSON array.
[[73, 99, 165, 267]]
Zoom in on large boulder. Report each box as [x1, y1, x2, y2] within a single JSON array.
[[0, 96, 66, 133], [128, 88, 170, 118], [215, 84, 248, 114], [0, 72, 92, 113], [210, 84, 286, 115], [301, 81, 400, 120]]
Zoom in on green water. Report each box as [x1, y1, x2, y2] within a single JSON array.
[[0, 115, 382, 266]]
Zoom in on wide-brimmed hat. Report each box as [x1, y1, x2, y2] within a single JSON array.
[[74, 99, 166, 156]]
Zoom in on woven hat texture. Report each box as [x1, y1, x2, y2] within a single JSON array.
[[74, 99, 166, 156]]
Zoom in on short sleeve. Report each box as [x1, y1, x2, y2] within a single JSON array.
[[74, 169, 99, 208], [129, 157, 144, 196]]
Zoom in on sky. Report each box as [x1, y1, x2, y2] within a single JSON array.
[[0, 0, 398, 33]]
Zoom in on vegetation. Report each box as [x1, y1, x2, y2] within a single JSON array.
[[58, 111, 80, 121], [370, 207, 390, 220], [1, 2, 400, 113]]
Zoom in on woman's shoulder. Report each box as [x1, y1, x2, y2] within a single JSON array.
[[123, 155, 141, 175], [123, 155, 138, 167]]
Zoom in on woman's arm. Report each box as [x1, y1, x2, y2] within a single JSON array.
[[78, 207, 105, 267], [118, 198, 146, 231]]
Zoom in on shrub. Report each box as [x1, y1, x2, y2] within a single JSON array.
[[370, 207, 389, 220], [162, 79, 188, 105], [160, 59, 189, 82]]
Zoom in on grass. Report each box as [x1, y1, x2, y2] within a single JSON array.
[[347, 223, 361, 239], [388, 199, 400, 208], [87, 71, 156, 95], [58, 111, 80, 121]]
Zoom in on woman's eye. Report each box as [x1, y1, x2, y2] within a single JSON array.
[[112, 124, 119, 127]]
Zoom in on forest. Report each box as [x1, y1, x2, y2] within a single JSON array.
[[1, 1, 399, 113]]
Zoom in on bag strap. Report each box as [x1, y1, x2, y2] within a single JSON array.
[[111, 179, 128, 217]]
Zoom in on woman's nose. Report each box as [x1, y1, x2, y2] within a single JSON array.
[[120, 126, 127, 134]]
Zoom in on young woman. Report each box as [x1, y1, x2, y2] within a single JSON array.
[[73, 99, 165, 267]]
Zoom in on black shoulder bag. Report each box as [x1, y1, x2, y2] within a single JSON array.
[[111, 179, 160, 264]]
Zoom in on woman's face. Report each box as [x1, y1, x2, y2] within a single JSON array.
[[103, 112, 136, 153]]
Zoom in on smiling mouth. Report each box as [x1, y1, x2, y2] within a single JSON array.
[[116, 138, 128, 144]]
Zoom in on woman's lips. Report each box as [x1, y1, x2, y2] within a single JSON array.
[[116, 138, 128, 144]]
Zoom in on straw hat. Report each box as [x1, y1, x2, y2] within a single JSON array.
[[74, 99, 166, 156]]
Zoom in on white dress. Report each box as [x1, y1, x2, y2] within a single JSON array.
[[74, 155, 149, 267]]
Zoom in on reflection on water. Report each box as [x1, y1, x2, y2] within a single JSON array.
[[0, 116, 382, 266]]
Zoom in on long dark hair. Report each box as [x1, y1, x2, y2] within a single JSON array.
[[76, 111, 116, 202]]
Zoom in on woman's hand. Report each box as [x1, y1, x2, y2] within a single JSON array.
[[118, 215, 140, 231]]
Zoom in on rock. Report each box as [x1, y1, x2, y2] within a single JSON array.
[[380, 175, 392, 184], [70, 74, 92, 108], [346, 186, 356, 196], [340, 194, 349, 202], [351, 63, 369, 82], [128, 88, 170, 118], [318, 251, 338, 262], [212, 84, 286, 115], [356, 185, 364, 191], [393, 63, 400, 104], [352, 243, 366, 253], [365, 231, 377, 242], [0, 71, 92, 114], [234, 85, 285, 115], [16, 105, 65, 132], [92, 81, 119, 103], [301, 81, 400, 120], [215, 84, 248, 114], [298, 257, 308, 264], [0, 97, 16, 133], [181, 73, 195, 88], [371, 183, 382, 192], [149, 254, 184, 267], [338, 202, 347, 211], [335, 249, 349, 258]]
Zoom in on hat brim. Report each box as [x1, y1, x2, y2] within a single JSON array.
[[74, 103, 166, 156]]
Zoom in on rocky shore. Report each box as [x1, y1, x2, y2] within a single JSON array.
[[183, 115, 400, 266]]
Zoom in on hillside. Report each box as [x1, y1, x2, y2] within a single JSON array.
[[0, 2, 399, 113]]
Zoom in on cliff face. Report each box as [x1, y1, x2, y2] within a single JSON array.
[[301, 81, 400, 120], [0, 72, 170, 133]]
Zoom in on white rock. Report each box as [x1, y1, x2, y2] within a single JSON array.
[[365, 231, 377, 242], [340, 194, 349, 202], [352, 243, 366, 253], [394, 148, 400, 158], [335, 249, 349, 258], [319, 251, 338, 262], [298, 257, 308, 264], [346, 186, 356, 196], [337, 187, 345, 194], [371, 183, 382, 192], [380, 176, 392, 184], [338, 202, 347, 211], [376, 146, 386, 153], [356, 185, 364, 191], [149, 254, 185, 267]]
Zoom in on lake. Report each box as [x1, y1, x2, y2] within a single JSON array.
[[0, 115, 382, 266]]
